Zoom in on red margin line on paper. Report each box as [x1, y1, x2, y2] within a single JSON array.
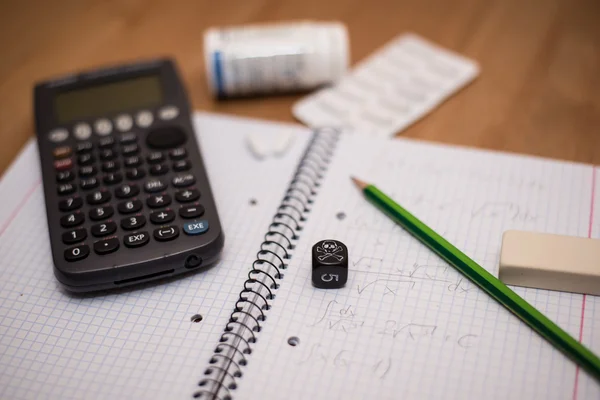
[[0, 180, 41, 238], [573, 166, 595, 400]]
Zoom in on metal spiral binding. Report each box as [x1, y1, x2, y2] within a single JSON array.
[[193, 128, 341, 400]]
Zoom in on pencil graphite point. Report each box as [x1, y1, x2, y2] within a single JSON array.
[[351, 176, 368, 190]]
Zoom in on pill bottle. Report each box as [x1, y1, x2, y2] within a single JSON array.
[[203, 21, 349, 98]]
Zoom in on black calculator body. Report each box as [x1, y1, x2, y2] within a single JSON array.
[[34, 59, 224, 292]]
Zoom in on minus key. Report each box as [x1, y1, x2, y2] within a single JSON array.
[[179, 203, 205, 219]]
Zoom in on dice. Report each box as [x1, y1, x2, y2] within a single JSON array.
[[312, 240, 348, 289]]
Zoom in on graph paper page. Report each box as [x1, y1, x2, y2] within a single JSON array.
[[0, 112, 311, 399], [238, 134, 600, 399]]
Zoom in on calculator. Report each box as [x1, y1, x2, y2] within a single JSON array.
[[35, 59, 224, 292]]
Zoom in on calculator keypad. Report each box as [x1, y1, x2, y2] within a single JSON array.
[[50, 109, 210, 262]]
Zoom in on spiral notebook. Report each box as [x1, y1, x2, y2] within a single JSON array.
[[1, 113, 599, 399]]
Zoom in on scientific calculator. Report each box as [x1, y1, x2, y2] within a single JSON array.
[[35, 59, 224, 292]]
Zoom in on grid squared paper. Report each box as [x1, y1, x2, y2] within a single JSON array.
[[237, 135, 600, 400], [0, 112, 311, 399]]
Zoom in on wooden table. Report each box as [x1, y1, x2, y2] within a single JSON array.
[[2, 0, 599, 174]]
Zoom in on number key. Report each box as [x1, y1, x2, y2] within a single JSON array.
[[117, 199, 142, 214], [60, 211, 84, 228], [126, 167, 146, 180], [115, 183, 140, 199], [89, 205, 114, 221], [86, 189, 111, 205], [150, 164, 169, 176], [62, 228, 87, 244], [64, 244, 90, 262], [59, 196, 82, 212], [121, 214, 146, 230], [91, 221, 117, 237]]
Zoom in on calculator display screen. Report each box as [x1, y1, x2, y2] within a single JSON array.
[[54, 75, 163, 123]]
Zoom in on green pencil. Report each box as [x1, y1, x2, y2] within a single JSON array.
[[352, 177, 600, 382]]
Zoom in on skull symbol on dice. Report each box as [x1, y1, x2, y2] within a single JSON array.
[[316, 240, 345, 262]]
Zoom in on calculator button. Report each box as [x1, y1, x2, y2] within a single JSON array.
[[144, 178, 166, 193], [179, 203, 204, 219], [49, 128, 69, 143], [172, 159, 191, 172], [147, 194, 171, 208], [175, 188, 200, 203], [77, 153, 95, 166], [121, 214, 146, 230], [119, 132, 137, 144], [147, 152, 164, 164], [169, 147, 186, 160], [91, 221, 117, 237], [115, 114, 133, 132], [89, 205, 114, 221], [102, 160, 120, 173], [87, 189, 111, 205], [172, 173, 195, 188], [153, 226, 179, 242], [76, 141, 94, 153], [124, 156, 142, 168], [146, 127, 187, 149], [98, 136, 115, 148], [150, 209, 175, 224], [117, 199, 142, 214], [53, 146, 72, 159], [64, 244, 89, 262], [150, 163, 169, 176], [100, 148, 117, 161], [57, 183, 76, 195], [61, 211, 84, 228], [62, 228, 87, 244], [183, 220, 209, 236], [56, 170, 75, 183], [79, 165, 97, 177], [159, 105, 179, 120], [136, 110, 154, 128], [54, 158, 73, 171], [121, 144, 139, 156], [73, 123, 92, 140], [94, 118, 112, 136], [80, 177, 99, 190], [94, 237, 120, 255], [103, 172, 123, 185], [124, 231, 150, 248], [59, 196, 82, 212], [126, 168, 146, 180], [115, 183, 140, 199]]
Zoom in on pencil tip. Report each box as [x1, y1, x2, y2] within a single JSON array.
[[351, 176, 368, 189]]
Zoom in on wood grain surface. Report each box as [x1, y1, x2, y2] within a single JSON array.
[[1, 0, 599, 174]]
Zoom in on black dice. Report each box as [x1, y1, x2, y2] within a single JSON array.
[[312, 240, 348, 289]]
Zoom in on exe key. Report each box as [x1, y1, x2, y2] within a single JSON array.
[[312, 240, 348, 289]]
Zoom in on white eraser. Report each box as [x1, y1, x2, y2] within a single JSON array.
[[499, 230, 600, 295]]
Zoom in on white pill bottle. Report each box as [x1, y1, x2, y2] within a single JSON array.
[[203, 21, 349, 98]]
